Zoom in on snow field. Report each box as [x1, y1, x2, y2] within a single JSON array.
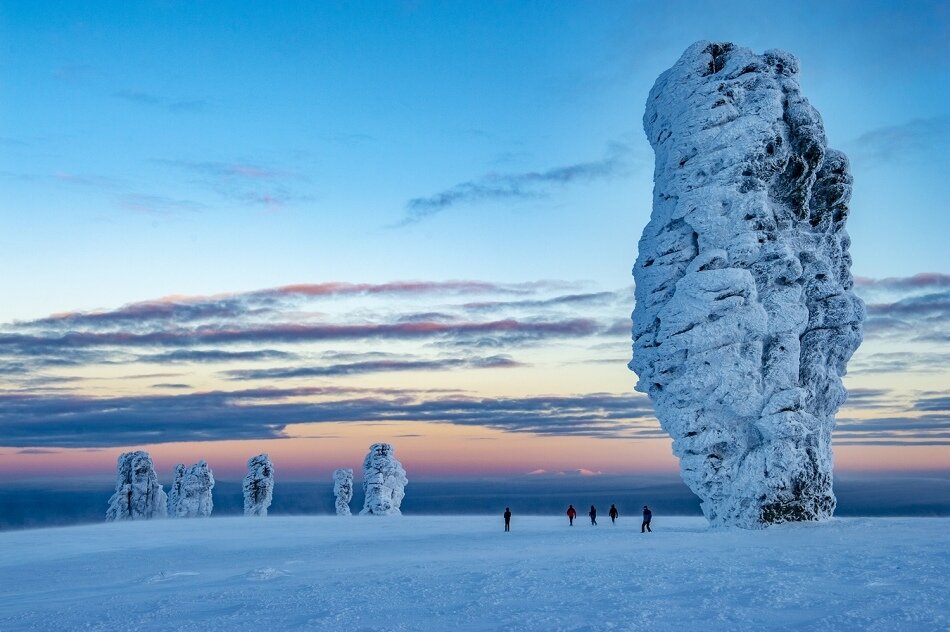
[[0, 516, 947, 631]]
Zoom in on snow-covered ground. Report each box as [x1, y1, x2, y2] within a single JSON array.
[[1, 516, 947, 631]]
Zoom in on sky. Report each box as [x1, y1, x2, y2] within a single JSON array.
[[0, 1, 947, 484]]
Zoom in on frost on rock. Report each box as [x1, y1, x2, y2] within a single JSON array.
[[243, 454, 274, 517], [333, 468, 354, 516], [168, 460, 215, 518], [631, 41, 865, 528], [360, 443, 407, 516], [106, 451, 168, 521]]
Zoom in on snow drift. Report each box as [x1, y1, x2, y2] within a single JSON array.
[[105, 451, 167, 521], [360, 443, 407, 516], [631, 41, 864, 528]]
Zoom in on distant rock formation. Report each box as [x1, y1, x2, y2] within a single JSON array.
[[631, 41, 864, 528], [243, 454, 274, 517], [333, 468, 354, 516], [106, 451, 168, 521], [360, 443, 407, 516], [168, 460, 215, 518]]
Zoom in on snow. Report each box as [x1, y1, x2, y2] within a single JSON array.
[[0, 516, 946, 630], [631, 41, 864, 528], [242, 453, 274, 517], [360, 443, 408, 516], [168, 460, 214, 518], [105, 451, 167, 521], [333, 468, 354, 516]]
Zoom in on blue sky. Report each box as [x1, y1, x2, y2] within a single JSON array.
[[0, 1, 947, 478], [2, 1, 947, 320]]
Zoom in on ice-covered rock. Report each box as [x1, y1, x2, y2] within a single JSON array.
[[630, 41, 865, 528], [243, 454, 274, 517], [333, 468, 354, 516], [168, 461, 214, 518], [106, 451, 168, 521], [360, 443, 407, 516]]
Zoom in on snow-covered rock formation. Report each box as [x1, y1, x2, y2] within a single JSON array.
[[360, 443, 407, 516], [333, 468, 354, 516], [168, 461, 215, 518], [106, 451, 168, 521], [243, 454, 274, 517], [631, 41, 865, 528]]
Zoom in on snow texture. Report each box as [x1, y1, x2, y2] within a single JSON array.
[[333, 468, 354, 516], [360, 443, 407, 516], [168, 460, 215, 518], [2, 517, 947, 630], [631, 41, 865, 528], [105, 451, 168, 521], [242, 454, 274, 517]]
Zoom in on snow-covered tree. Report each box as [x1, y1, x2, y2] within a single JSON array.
[[243, 453, 274, 517], [106, 451, 168, 521], [360, 443, 407, 516], [333, 468, 353, 516], [168, 460, 215, 518]]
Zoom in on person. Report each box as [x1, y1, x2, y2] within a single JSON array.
[[642, 505, 652, 533], [589, 505, 597, 526], [566, 504, 577, 526], [504, 507, 512, 532], [609, 504, 619, 524]]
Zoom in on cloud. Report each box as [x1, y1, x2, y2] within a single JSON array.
[[156, 159, 293, 180], [15, 280, 577, 331], [461, 291, 619, 313], [400, 142, 630, 225], [155, 158, 305, 211], [137, 349, 298, 364], [849, 117, 950, 165], [849, 351, 950, 375], [854, 273, 950, 294], [0, 388, 660, 447], [834, 392, 950, 446], [0, 379, 917, 449], [861, 287, 949, 342], [112, 90, 208, 113], [222, 355, 521, 380], [1, 318, 600, 352], [118, 193, 206, 216]]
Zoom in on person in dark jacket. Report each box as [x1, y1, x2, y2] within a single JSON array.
[[589, 505, 597, 525], [609, 504, 619, 524], [642, 505, 652, 532], [566, 504, 577, 526], [504, 507, 512, 532]]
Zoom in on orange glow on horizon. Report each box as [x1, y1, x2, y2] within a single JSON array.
[[0, 423, 946, 483]]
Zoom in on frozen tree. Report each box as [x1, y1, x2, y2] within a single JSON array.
[[360, 443, 407, 516], [106, 451, 168, 521], [631, 41, 864, 528], [243, 453, 274, 517], [333, 468, 354, 516], [168, 460, 215, 518]]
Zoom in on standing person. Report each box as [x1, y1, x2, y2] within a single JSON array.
[[566, 504, 577, 526], [589, 505, 597, 526], [609, 504, 619, 524], [504, 507, 512, 532], [642, 505, 652, 533]]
